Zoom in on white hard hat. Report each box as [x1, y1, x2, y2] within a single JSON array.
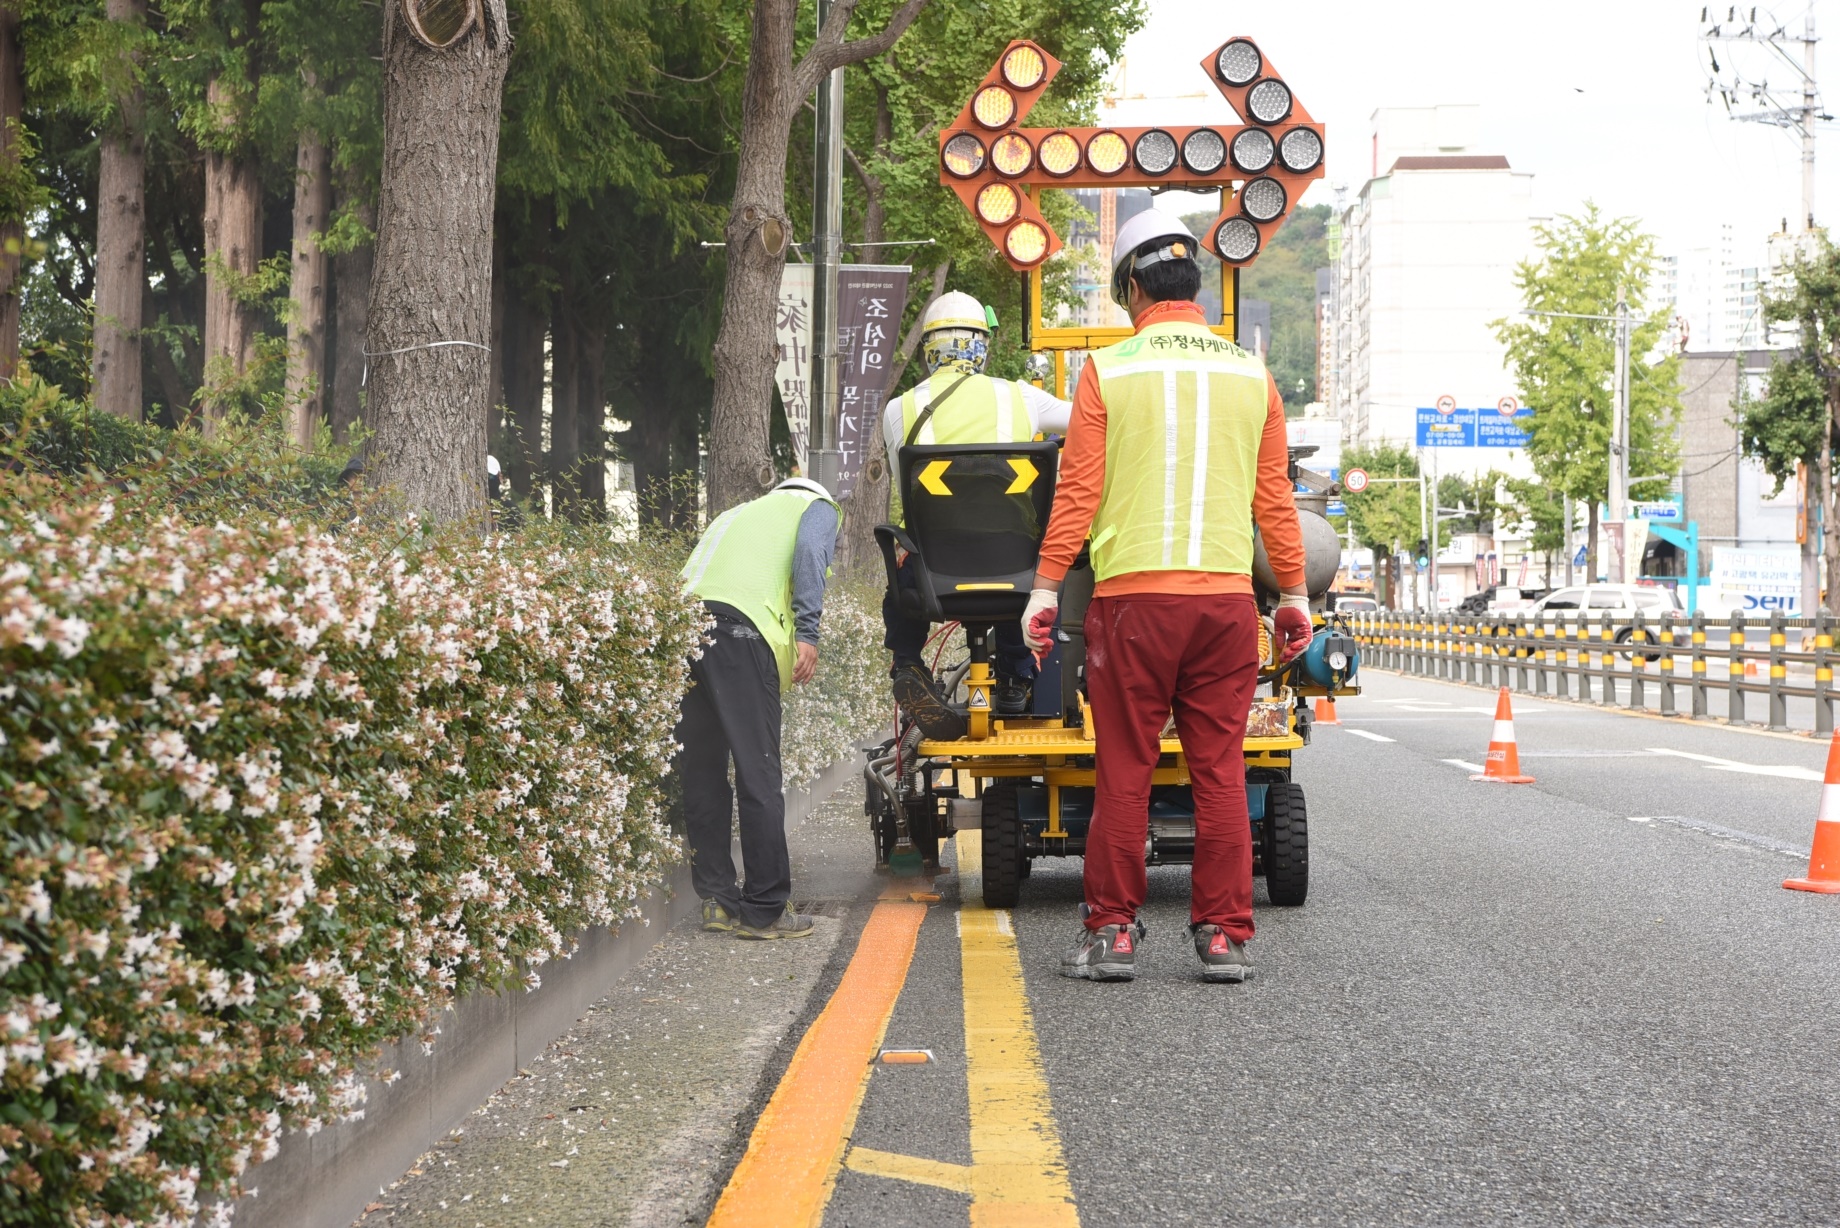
[[776, 476, 834, 501], [1110, 210, 1199, 308], [486, 453, 502, 477], [920, 290, 991, 336]]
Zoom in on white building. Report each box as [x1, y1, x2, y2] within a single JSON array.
[[1326, 105, 1540, 480], [1655, 225, 1778, 353]]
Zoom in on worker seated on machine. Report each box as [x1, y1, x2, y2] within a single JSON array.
[[882, 291, 1071, 740]]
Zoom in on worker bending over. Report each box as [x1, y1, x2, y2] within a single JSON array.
[[1022, 212, 1313, 984], [883, 291, 1070, 739], [678, 478, 840, 940]]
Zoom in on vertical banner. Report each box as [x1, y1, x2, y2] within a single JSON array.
[[774, 264, 814, 468], [834, 265, 910, 499]]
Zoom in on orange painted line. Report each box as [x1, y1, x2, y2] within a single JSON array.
[[707, 899, 928, 1228]]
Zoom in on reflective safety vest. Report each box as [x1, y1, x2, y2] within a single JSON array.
[[890, 373, 1034, 524], [681, 487, 841, 689], [1085, 321, 1270, 584]]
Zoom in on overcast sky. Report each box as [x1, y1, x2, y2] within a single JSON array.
[[1106, 0, 1840, 262]]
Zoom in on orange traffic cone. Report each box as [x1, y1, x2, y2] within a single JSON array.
[[1470, 687, 1535, 784], [1313, 696, 1340, 726], [1785, 731, 1840, 893]]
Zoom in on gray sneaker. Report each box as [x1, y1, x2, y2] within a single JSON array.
[[735, 905, 816, 940], [1191, 924, 1252, 983], [1060, 920, 1145, 981], [701, 899, 738, 933]]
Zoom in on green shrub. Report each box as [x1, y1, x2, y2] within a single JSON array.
[[0, 475, 701, 1225], [782, 580, 892, 785]]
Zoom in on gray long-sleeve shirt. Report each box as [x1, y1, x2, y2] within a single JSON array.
[[790, 500, 838, 646]]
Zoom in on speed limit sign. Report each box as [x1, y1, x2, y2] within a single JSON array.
[[1343, 467, 1370, 494]]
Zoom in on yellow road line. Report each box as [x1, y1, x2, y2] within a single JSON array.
[[706, 898, 927, 1228], [844, 1145, 974, 1194], [957, 830, 1081, 1228]]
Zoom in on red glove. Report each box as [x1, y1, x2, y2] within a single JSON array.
[[1273, 596, 1313, 665]]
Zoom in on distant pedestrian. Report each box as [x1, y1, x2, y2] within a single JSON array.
[[677, 478, 840, 939]]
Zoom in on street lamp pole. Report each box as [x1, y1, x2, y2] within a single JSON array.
[[807, 0, 845, 495]]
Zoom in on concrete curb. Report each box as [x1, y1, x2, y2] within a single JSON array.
[[229, 749, 865, 1228]]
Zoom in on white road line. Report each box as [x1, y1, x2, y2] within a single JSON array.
[[1646, 747, 1824, 781], [1442, 758, 1485, 773], [1344, 728, 1396, 743]]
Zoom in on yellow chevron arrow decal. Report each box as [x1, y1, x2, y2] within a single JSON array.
[[1006, 457, 1039, 494], [919, 460, 953, 496]]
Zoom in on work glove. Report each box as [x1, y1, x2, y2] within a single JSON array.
[[1273, 593, 1313, 665], [1022, 588, 1059, 660]]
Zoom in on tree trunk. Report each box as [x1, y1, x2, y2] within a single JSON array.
[[0, 3, 24, 381], [286, 126, 332, 447], [91, 0, 147, 417], [500, 293, 547, 499], [576, 322, 606, 521], [705, 0, 931, 516], [365, 0, 511, 523], [200, 74, 263, 424], [549, 306, 579, 518], [1585, 498, 1599, 584], [328, 173, 374, 443]]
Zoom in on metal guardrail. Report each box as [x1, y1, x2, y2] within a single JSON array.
[[1349, 610, 1838, 735]]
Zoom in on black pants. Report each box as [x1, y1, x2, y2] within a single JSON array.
[[676, 608, 790, 928]]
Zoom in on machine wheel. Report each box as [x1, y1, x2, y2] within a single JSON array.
[[980, 782, 1025, 909], [1263, 782, 1309, 907]]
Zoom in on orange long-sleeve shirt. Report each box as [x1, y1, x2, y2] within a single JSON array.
[[1035, 300, 1307, 598]]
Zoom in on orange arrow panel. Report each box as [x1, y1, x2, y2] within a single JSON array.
[[939, 35, 1326, 272]]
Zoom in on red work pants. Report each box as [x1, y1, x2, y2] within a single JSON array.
[[1082, 592, 1261, 942]]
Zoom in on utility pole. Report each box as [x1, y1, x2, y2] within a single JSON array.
[[1702, 7, 1825, 233], [1563, 492, 1575, 586], [807, 0, 845, 495], [1609, 288, 1632, 581]]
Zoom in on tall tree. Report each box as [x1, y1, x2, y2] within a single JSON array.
[[1493, 204, 1680, 579], [705, 0, 930, 515], [1737, 238, 1840, 612], [0, 0, 25, 379], [365, 0, 511, 521], [1339, 441, 1421, 607], [91, 0, 148, 418], [284, 85, 329, 446]]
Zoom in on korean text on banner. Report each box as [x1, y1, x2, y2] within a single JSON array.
[[775, 264, 814, 467], [1710, 545, 1802, 615], [835, 265, 910, 499]]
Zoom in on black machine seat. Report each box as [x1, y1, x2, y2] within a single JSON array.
[[875, 440, 1059, 625]]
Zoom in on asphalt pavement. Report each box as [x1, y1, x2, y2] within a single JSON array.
[[373, 669, 1840, 1227]]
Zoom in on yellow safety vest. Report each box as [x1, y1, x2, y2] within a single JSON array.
[[1085, 321, 1270, 584], [681, 488, 841, 689], [890, 373, 1033, 524]]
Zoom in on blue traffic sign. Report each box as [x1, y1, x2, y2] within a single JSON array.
[[1415, 405, 1533, 448]]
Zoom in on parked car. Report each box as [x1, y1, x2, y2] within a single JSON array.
[[1526, 583, 1682, 657], [1458, 585, 1550, 616]]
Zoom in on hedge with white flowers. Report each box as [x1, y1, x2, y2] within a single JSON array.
[[0, 484, 706, 1226]]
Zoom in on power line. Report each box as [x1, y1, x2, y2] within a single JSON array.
[[1701, 5, 1825, 231]]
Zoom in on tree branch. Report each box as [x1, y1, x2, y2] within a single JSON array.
[[791, 0, 930, 99]]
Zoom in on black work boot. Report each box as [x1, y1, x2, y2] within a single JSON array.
[[993, 678, 1032, 716], [892, 663, 967, 741]]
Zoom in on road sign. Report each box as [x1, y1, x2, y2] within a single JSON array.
[[1435, 394, 1457, 415], [1497, 395, 1519, 417], [1343, 467, 1369, 493], [1415, 404, 1533, 448], [1573, 544, 1588, 568], [1632, 499, 1682, 522], [1326, 500, 1347, 517], [938, 37, 1327, 271]]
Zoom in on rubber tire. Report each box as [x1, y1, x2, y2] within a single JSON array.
[[1614, 626, 1662, 663], [981, 782, 1025, 909], [1262, 782, 1309, 907]]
